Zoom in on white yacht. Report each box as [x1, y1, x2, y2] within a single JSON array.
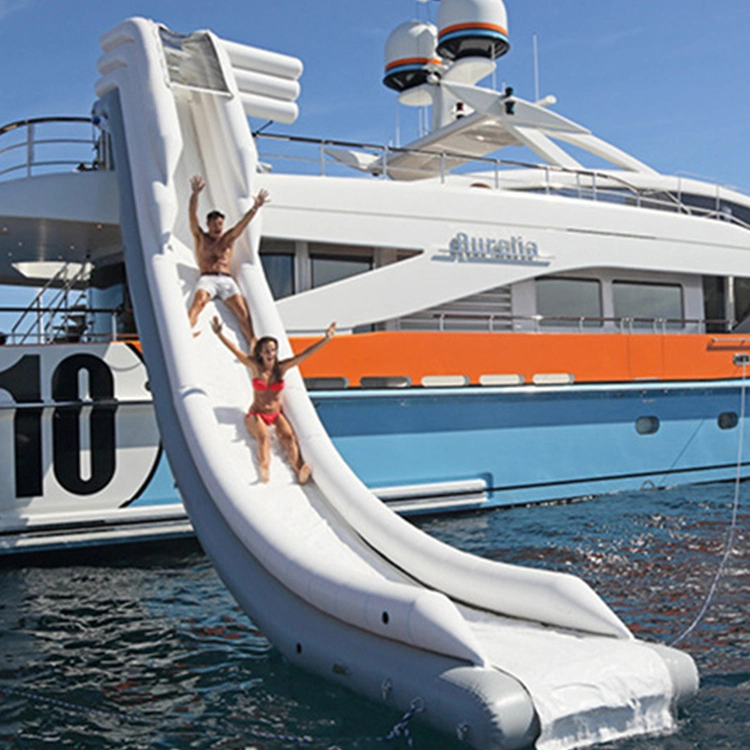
[[0, 0, 748, 554]]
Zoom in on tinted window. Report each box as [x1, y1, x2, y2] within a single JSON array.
[[613, 281, 682, 328], [311, 256, 372, 288], [260, 254, 294, 299], [636, 416, 660, 435], [735, 277, 750, 325], [718, 412, 739, 430], [536, 278, 602, 327]]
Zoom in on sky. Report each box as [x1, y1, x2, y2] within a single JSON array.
[[1, 0, 749, 194]]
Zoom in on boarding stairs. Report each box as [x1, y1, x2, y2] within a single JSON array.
[[9, 261, 91, 344]]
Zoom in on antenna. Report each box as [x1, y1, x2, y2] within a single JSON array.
[[395, 99, 401, 148], [533, 33, 540, 102]]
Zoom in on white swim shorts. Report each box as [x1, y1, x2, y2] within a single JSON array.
[[195, 273, 241, 301]]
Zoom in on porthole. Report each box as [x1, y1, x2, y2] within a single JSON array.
[[635, 416, 660, 435], [381, 611, 390, 625], [718, 412, 739, 430]]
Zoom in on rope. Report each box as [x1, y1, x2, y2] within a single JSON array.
[[0, 682, 424, 748], [375, 698, 424, 748], [0, 685, 141, 725], [669, 361, 747, 647]]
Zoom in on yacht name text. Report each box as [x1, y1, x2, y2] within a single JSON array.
[[437, 232, 551, 265]]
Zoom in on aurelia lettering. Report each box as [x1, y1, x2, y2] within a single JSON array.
[[444, 232, 543, 264]]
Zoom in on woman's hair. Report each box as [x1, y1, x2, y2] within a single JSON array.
[[254, 336, 282, 383]]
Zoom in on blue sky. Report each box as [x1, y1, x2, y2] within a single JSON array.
[[1, 0, 749, 193]]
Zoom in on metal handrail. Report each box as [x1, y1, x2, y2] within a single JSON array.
[[255, 132, 750, 231], [1, 305, 134, 346], [0, 115, 93, 136], [1, 303, 736, 344], [9, 262, 91, 344], [3, 115, 746, 230], [394, 311, 734, 335], [0, 116, 111, 179]]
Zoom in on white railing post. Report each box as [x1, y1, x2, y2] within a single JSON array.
[[36, 297, 43, 343], [26, 123, 34, 177]]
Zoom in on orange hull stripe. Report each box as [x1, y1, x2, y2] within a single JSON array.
[[291, 331, 748, 386]]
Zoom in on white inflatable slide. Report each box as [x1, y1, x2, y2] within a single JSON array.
[[95, 18, 698, 750]]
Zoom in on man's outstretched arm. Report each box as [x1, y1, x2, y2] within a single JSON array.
[[189, 175, 205, 242], [224, 189, 269, 242]]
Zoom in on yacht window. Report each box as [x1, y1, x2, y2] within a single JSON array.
[[88, 262, 135, 337], [536, 278, 602, 327], [613, 281, 682, 329], [260, 239, 295, 300], [635, 416, 660, 435], [261, 255, 294, 299], [308, 242, 374, 289], [718, 412, 739, 430], [725, 202, 750, 227], [735, 277, 750, 325], [703, 276, 727, 333], [681, 194, 750, 228], [311, 255, 372, 288]]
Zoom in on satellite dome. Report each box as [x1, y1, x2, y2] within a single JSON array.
[[437, 0, 510, 61], [383, 20, 441, 92]]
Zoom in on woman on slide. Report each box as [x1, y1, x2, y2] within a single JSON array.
[[211, 316, 336, 484]]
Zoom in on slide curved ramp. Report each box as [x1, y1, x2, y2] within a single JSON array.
[[95, 18, 698, 750]]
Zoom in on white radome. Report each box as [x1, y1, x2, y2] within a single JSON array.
[[383, 20, 440, 92], [437, 0, 510, 60]]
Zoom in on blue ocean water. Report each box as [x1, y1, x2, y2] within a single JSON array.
[[0, 482, 748, 749]]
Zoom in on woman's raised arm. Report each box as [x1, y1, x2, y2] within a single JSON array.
[[211, 316, 257, 371], [279, 322, 336, 375]]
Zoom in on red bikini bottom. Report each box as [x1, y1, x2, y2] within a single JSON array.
[[247, 410, 281, 426]]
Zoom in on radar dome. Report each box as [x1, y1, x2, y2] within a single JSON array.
[[437, 0, 510, 61], [383, 20, 441, 92]]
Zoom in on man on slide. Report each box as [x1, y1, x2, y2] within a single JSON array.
[[187, 174, 269, 346]]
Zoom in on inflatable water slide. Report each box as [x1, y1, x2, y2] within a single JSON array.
[[95, 19, 698, 750]]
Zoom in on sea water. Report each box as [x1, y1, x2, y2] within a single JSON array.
[[0, 482, 748, 749]]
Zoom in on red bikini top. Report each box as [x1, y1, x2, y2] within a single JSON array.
[[252, 377, 285, 392]]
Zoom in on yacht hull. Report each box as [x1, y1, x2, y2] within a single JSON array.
[[0, 340, 747, 553]]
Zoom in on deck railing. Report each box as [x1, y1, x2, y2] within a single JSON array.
[[0, 303, 738, 347], [254, 132, 750, 232], [0, 305, 135, 346], [1, 115, 746, 231], [0, 116, 112, 180], [392, 311, 733, 335]]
